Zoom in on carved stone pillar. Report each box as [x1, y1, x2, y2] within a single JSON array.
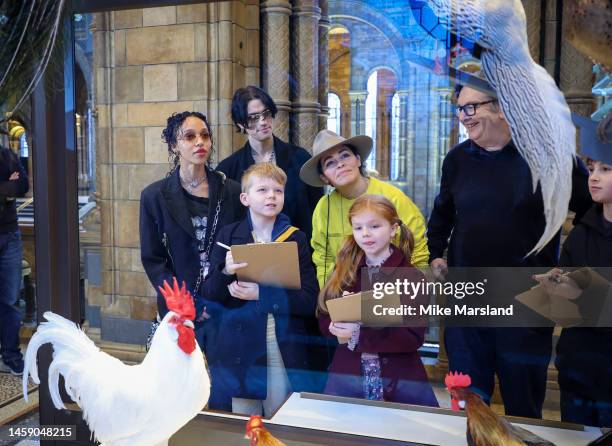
[[262, 0, 292, 140], [395, 90, 410, 182], [542, 0, 560, 77], [317, 0, 330, 137], [291, 0, 321, 149], [521, 0, 542, 61], [348, 91, 367, 137], [560, 34, 595, 116]]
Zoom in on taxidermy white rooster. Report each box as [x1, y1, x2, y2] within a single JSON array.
[[428, 0, 575, 254], [23, 278, 210, 446]]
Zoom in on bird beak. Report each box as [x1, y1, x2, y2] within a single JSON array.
[[183, 320, 194, 329]]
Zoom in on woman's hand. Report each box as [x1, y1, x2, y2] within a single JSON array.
[[228, 281, 259, 300], [329, 321, 360, 339], [533, 268, 582, 300], [222, 251, 248, 275]]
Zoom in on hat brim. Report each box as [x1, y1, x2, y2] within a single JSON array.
[[299, 135, 373, 187]]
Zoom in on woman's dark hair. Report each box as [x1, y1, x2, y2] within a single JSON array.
[[316, 144, 368, 177], [231, 86, 278, 133], [162, 111, 213, 173]]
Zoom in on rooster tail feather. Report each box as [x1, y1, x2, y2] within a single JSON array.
[[22, 312, 100, 406], [47, 360, 68, 409]]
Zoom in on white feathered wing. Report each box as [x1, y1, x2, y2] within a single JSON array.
[[428, 0, 575, 254]]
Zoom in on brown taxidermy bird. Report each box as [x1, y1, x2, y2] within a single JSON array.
[[446, 372, 556, 446]]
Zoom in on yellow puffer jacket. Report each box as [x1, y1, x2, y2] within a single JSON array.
[[311, 177, 430, 287]]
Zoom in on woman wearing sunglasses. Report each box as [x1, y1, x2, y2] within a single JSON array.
[[139, 112, 244, 398]]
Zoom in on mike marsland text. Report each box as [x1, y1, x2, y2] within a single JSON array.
[[371, 303, 515, 317]]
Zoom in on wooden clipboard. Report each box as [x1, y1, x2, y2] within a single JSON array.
[[231, 241, 301, 289], [516, 285, 582, 327], [326, 292, 364, 323]]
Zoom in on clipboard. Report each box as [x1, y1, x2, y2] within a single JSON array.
[[515, 285, 582, 327], [326, 289, 405, 325], [326, 292, 364, 323], [231, 241, 301, 289], [326, 292, 364, 344]]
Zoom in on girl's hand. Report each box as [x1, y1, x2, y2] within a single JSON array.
[[329, 322, 360, 338], [222, 251, 248, 275], [9, 171, 20, 181], [228, 281, 259, 300], [533, 269, 582, 300]]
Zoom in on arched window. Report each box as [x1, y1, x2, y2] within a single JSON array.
[[365, 71, 377, 169], [327, 92, 341, 135], [390, 92, 400, 180]]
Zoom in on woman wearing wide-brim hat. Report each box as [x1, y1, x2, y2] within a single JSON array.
[[300, 129, 430, 288]]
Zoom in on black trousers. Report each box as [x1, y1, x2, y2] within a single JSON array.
[[444, 326, 553, 418]]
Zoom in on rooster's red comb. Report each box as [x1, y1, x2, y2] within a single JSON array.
[[159, 278, 195, 320], [246, 415, 263, 432], [445, 371, 472, 389]]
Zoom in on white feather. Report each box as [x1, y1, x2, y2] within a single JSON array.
[[23, 311, 210, 446], [428, 0, 575, 253]]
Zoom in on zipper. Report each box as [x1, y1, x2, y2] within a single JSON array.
[[161, 232, 175, 272]]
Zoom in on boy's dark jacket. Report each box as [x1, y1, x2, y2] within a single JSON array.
[[139, 167, 244, 317], [201, 213, 319, 406], [556, 204, 612, 401], [0, 146, 29, 233], [317, 246, 438, 407], [216, 136, 323, 239]]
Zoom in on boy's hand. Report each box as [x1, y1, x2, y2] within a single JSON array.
[[228, 281, 259, 300], [533, 268, 582, 300], [9, 171, 20, 181], [329, 321, 360, 338], [222, 250, 248, 275]]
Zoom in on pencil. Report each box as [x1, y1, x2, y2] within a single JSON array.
[[216, 241, 231, 250]]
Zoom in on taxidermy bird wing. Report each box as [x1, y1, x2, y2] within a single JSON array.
[[428, 0, 575, 254]]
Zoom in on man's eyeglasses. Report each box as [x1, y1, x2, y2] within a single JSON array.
[[455, 100, 497, 117], [247, 109, 273, 127]]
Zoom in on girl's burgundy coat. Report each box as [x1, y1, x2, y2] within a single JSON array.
[[318, 245, 438, 407]]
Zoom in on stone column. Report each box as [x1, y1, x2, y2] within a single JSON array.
[[261, 0, 292, 140], [395, 90, 410, 182], [317, 0, 330, 137], [542, 0, 560, 77], [560, 33, 594, 116], [426, 89, 440, 217], [348, 91, 367, 137], [521, 0, 542, 61], [291, 0, 321, 149]]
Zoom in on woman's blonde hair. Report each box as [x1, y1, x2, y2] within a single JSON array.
[[317, 194, 414, 314]]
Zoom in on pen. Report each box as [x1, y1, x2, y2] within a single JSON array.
[[216, 241, 231, 250]]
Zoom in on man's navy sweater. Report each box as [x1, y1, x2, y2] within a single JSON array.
[[427, 139, 590, 268]]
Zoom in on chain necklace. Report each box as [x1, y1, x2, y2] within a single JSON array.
[[252, 148, 276, 164], [180, 170, 207, 194]]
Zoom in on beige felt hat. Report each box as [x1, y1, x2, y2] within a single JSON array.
[[299, 129, 372, 187]]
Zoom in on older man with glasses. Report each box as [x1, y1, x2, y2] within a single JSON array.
[[427, 84, 591, 419]]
